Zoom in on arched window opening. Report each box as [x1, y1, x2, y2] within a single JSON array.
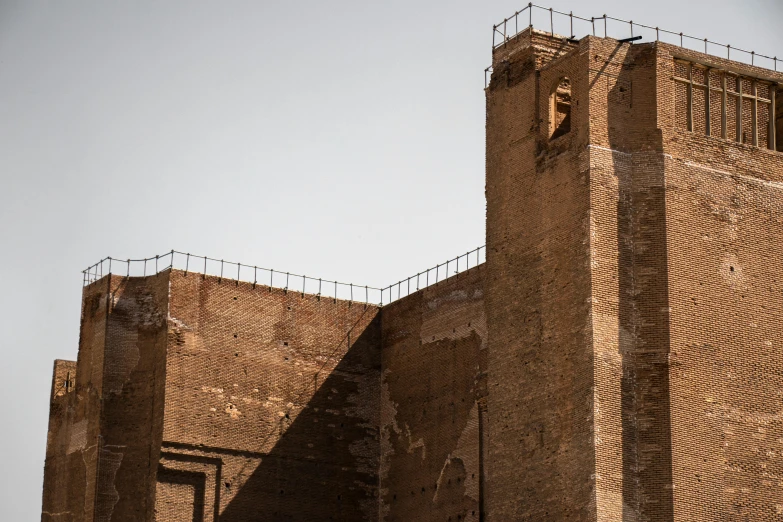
[[550, 77, 572, 139]]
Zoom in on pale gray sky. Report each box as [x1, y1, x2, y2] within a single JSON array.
[[0, 0, 779, 518]]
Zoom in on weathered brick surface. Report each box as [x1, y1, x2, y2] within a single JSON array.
[[379, 266, 485, 522], [485, 29, 597, 521], [42, 274, 170, 522], [656, 44, 783, 522], [158, 270, 381, 521], [42, 360, 78, 519], [486, 27, 783, 522], [42, 24, 783, 522], [43, 279, 109, 522], [98, 275, 170, 522]]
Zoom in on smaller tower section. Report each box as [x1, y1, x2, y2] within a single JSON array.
[[484, 27, 597, 521]]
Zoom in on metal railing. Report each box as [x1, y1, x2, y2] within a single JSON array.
[[82, 246, 487, 306], [492, 4, 780, 72], [379, 245, 486, 305]]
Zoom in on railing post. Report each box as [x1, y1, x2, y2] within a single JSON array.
[[570, 11, 573, 38]]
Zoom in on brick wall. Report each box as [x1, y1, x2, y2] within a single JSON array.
[[656, 42, 783, 522], [379, 265, 485, 522], [42, 274, 171, 522], [587, 38, 673, 522], [42, 26, 783, 522], [41, 359, 78, 520], [97, 274, 170, 522], [777, 90, 782, 151], [486, 30, 783, 521], [42, 279, 110, 522], [485, 30, 598, 521], [158, 270, 381, 521]]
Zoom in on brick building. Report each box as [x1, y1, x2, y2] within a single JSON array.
[[42, 11, 783, 522]]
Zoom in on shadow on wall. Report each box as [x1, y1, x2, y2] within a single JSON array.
[[157, 314, 381, 522], [380, 329, 483, 522], [606, 45, 675, 522]]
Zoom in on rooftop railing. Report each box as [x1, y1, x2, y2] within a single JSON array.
[[492, 4, 780, 71], [82, 246, 486, 307]]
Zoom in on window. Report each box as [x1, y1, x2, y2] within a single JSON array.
[[673, 59, 780, 152], [550, 77, 572, 139]]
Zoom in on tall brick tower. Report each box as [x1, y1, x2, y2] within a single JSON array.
[[485, 26, 782, 521]]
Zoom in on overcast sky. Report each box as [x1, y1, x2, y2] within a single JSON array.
[[1, 0, 780, 518]]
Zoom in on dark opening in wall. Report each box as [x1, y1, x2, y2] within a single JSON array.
[[550, 77, 571, 139]]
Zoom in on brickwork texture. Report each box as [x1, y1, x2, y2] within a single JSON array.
[[42, 24, 783, 522]]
